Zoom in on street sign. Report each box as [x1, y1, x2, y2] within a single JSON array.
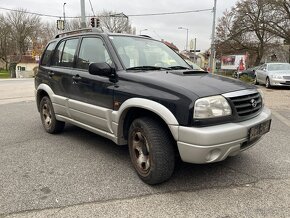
[[190, 50, 200, 52], [57, 20, 65, 30]]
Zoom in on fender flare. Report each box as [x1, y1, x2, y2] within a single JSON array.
[[112, 98, 179, 141]]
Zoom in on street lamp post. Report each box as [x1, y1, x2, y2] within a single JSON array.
[[178, 27, 189, 51], [140, 29, 148, 35], [209, 0, 217, 73], [63, 3, 66, 30]]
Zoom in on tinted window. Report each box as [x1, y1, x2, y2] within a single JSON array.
[[52, 38, 78, 67], [41, 42, 56, 66], [76, 37, 112, 70], [51, 41, 65, 66]]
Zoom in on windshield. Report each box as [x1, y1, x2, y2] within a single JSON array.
[[109, 36, 190, 70], [268, 63, 290, 71]]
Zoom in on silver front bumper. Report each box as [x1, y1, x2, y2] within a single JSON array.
[[270, 78, 290, 86], [176, 107, 271, 164]]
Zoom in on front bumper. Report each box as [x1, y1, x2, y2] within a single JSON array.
[[270, 78, 290, 86], [176, 107, 271, 164]]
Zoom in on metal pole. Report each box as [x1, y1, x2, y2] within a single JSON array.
[[80, 0, 86, 28], [210, 0, 217, 73], [194, 38, 197, 63], [186, 29, 189, 51], [63, 3, 66, 30]]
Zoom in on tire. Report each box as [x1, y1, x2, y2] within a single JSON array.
[[39, 96, 65, 134], [254, 76, 259, 85], [128, 117, 175, 185], [265, 77, 271, 89]]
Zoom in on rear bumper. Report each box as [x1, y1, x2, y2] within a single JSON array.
[[176, 107, 271, 164]]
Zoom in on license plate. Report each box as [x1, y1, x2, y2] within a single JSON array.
[[248, 120, 271, 141]]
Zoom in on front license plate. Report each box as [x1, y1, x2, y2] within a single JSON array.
[[248, 120, 271, 141]]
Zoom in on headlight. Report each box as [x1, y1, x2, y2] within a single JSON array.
[[270, 75, 282, 79], [257, 89, 264, 106], [194, 95, 232, 119]]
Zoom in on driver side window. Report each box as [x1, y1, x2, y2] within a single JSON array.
[[76, 37, 112, 70]]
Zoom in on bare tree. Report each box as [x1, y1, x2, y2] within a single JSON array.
[[216, 0, 275, 65], [0, 14, 13, 70], [98, 11, 132, 33]]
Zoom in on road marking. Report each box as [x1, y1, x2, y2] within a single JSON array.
[[272, 111, 290, 128]]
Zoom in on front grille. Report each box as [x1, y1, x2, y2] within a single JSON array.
[[228, 92, 262, 117], [283, 76, 290, 80]]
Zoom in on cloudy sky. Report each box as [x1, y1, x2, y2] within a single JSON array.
[[1, 0, 238, 51]]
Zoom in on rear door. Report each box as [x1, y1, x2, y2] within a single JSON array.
[[47, 38, 79, 116]]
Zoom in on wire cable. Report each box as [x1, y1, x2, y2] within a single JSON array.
[[0, 6, 212, 19]]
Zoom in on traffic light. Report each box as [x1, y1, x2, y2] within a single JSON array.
[[90, 17, 95, 27], [96, 18, 100, 27]]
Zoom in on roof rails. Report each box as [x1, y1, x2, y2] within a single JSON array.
[[54, 28, 104, 39], [139, 34, 152, 38]]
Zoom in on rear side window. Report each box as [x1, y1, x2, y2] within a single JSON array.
[[40, 42, 56, 66], [76, 37, 112, 70], [51, 38, 79, 68]]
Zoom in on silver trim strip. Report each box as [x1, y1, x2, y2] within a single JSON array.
[[222, 89, 258, 98]]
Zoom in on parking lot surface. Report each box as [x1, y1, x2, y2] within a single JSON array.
[[0, 79, 289, 217]]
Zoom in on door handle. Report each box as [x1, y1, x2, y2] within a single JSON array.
[[48, 71, 55, 77], [72, 75, 82, 82]]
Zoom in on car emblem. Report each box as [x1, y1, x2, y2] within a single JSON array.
[[250, 99, 257, 108]]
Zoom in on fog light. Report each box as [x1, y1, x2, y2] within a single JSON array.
[[206, 149, 221, 162]]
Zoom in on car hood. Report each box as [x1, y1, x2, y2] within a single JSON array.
[[268, 70, 290, 76], [119, 70, 255, 98]]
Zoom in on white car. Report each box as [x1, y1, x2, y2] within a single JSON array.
[[254, 63, 290, 88]]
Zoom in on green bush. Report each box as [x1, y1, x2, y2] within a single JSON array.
[[239, 75, 254, 84]]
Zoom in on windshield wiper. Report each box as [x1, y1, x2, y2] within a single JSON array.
[[126, 66, 170, 71], [167, 66, 191, 70]]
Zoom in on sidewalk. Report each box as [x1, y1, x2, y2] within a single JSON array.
[[0, 78, 35, 105]]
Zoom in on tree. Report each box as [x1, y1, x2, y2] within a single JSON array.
[[266, 0, 290, 62], [4, 9, 41, 77], [6, 9, 41, 56], [98, 11, 132, 33], [216, 0, 275, 66], [0, 14, 13, 70]]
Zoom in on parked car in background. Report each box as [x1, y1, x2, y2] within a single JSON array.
[[254, 63, 290, 88], [233, 66, 260, 79]]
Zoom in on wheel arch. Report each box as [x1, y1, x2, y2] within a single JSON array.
[[36, 84, 54, 111], [112, 98, 179, 144]]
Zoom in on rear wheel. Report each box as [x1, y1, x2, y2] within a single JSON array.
[[265, 77, 271, 89], [39, 96, 65, 133], [128, 117, 175, 185]]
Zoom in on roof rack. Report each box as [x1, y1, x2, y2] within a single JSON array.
[[139, 34, 152, 38], [54, 28, 104, 39]]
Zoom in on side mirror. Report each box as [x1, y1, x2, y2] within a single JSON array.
[[89, 62, 116, 77]]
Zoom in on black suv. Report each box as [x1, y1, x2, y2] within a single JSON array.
[[35, 28, 271, 185]]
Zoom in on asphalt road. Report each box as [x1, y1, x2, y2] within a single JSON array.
[[0, 79, 289, 217]]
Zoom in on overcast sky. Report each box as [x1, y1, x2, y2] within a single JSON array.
[[2, 0, 238, 52]]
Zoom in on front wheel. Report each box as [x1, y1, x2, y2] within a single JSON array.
[[254, 76, 259, 85], [39, 96, 65, 133], [128, 117, 175, 185], [265, 77, 271, 89]]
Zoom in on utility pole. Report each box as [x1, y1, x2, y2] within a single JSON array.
[[80, 0, 86, 28], [209, 0, 217, 73], [194, 38, 197, 63], [63, 3, 66, 30], [178, 27, 189, 51]]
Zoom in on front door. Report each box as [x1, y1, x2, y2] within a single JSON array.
[[68, 36, 115, 133]]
